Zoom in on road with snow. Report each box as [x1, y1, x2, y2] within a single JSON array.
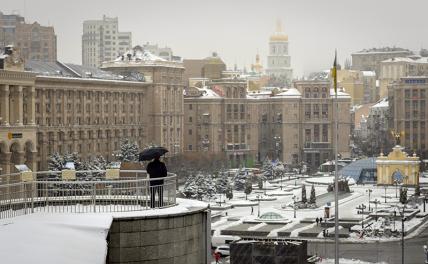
[[308, 225, 428, 264]]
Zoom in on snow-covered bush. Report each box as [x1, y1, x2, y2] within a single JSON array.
[[310, 184, 316, 204], [116, 138, 139, 162], [234, 168, 248, 191]]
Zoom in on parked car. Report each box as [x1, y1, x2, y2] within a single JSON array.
[[214, 245, 230, 257]]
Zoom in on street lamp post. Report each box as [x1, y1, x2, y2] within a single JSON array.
[[292, 195, 297, 218], [357, 204, 366, 229], [384, 186, 387, 203], [393, 210, 397, 231], [257, 195, 261, 217], [396, 180, 399, 198], [366, 189, 373, 212], [274, 136, 281, 161], [373, 199, 380, 221], [424, 195, 428, 213], [400, 206, 407, 264]]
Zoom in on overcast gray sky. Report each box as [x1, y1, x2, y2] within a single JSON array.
[[2, 0, 428, 77]]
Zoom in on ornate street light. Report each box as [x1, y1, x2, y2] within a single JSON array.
[[366, 189, 373, 211]]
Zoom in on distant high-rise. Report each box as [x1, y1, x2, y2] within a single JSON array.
[[266, 20, 293, 87], [0, 11, 57, 62], [82, 15, 132, 67]]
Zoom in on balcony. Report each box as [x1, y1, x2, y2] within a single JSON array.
[[304, 142, 331, 150]]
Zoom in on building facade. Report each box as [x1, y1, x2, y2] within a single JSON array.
[[0, 12, 57, 62], [294, 80, 352, 169], [183, 79, 352, 170], [265, 21, 293, 87], [184, 79, 259, 167], [0, 47, 37, 175], [379, 57, 428, 99], [183, 53, 226, 85], [101, 48, 185, 156], [82, 15, 132, 67], [351, 47, 412, 76], [0, 47, 184, 173], [388, 77, 428, 157]]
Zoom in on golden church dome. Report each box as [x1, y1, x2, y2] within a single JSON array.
[[269, 33, 288, 42], [269, 20, 288, 42]]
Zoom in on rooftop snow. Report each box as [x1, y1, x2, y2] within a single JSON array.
[[25, 60, 125, 81], [330, 88, 351, 98], [371, 98, 388, 108], [362, 71, 376, 77], [275, 88, 301, 98], [114, 49, 166, 62], [382, 57, 428, 64]]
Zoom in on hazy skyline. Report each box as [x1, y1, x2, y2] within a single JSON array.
[[2, 0, 428, 77]]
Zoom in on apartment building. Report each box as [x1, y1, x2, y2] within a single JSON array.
[[82, 15, 132, 67]]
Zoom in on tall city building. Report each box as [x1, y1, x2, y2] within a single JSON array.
[[351, 47, 412, 76], [266, 20, 293, 87], [379, 56, 428, 99], [0, 11, 57, 62], [82, 15, 132, 68], [389, 76, 428, 157], [0, 46, 184, 173], [183, 78, 352, 170]]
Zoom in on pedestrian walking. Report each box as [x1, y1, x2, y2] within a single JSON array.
[[251, 206, 254, 215], [320, 217, 323, 224], [146, 154, 167, 208], [214, 252, 221, 264], [316, 217, 319, 226]]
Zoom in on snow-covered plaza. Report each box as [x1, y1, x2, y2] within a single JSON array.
[[208, 173, 428, 243]]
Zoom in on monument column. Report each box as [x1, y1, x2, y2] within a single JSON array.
[[26, 86, 36, 125], [0, 84, 10, 126]]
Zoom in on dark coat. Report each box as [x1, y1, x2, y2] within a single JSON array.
[[146, 159, 167, 186]]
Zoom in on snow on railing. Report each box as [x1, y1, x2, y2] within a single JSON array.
[[0, 170, 177, 220]]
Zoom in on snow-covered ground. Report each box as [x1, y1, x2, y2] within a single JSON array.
[[306, 176, 356, 185], [211, 176, 426, 244], [319, 258, 388, 264], [0, 213, 112, 264]]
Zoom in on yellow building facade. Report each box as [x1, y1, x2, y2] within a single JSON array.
[[337, 70, 365, 105], [376, 145, 420, 186]]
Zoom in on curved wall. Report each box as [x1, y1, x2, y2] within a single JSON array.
[[107, 207, 210, 264]]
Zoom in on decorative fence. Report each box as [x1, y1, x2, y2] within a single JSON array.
[[0, 170, 177, 220]]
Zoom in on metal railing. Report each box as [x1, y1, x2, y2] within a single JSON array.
[[0, 170, 177, 220]]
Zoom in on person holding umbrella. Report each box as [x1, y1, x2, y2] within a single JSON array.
[[140, 147, 168, 208]]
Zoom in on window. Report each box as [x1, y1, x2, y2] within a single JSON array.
[[322, 104, 328, 118], [188, 145, 193, 150], [305, 129, 311, 142], [189, 116, 192, 122], [405, 90, 410, 98], [314, 125, 320, 142], [188, 129, 192, 135], [305, 104, 311, 119], [313, 104, 320, 118], [189, 104, 193, 110], [322, 124, 328, 142]]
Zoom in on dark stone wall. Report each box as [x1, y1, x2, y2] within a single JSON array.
[[107, 209, 209, 264]]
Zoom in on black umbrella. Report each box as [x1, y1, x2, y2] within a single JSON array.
[[139, 146, 169, 161]]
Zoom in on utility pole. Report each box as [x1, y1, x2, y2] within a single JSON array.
[[401, 207, 407, 264]]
